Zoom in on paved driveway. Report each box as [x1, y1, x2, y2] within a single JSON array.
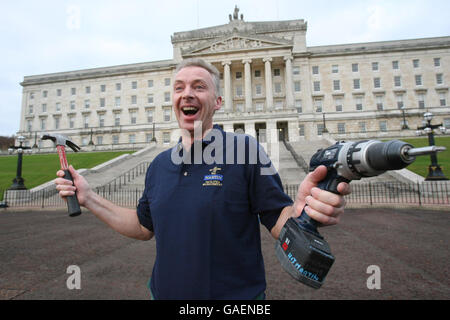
[[0, 207, 448, 300]]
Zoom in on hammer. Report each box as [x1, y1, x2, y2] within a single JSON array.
[[41, 134, 81, 217]]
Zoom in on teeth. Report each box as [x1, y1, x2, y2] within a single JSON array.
[[182, 106, 198, 111]]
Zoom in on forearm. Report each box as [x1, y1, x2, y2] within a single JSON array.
[[84, 190, 153, 241], [270, 205, 294, 239]]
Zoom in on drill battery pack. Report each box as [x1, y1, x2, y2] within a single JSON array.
[[275, 217, 335, 289]]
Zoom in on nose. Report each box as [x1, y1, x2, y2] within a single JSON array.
[[182, 86, 194, 100]]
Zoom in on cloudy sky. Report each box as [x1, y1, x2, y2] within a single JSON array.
[[1, 0, 449, 136]]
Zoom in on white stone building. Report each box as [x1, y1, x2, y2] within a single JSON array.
[[18, 7, 450, 150]]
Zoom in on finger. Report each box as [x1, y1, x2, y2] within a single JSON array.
[[56, 170, 65, 177], [337, 182, 351, 196], [68, 165, 79, 178], [304, 205, 342, 226], [54, 177, 75, 186], [310, 187, 346, 208], [55, 184, 76, 193], [305, 195, 337, 218], [305, 165, 328, 185]]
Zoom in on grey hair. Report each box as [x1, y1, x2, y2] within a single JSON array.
[[175, 58, 221, 98]]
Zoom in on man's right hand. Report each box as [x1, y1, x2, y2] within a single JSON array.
[[55, 165, 91, 206]]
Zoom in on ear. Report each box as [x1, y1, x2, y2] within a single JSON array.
[[214, 96, 222, 111]]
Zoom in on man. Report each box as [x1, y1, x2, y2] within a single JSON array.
[[55, 58, 350, 299]]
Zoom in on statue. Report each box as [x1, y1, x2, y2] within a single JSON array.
[[233, 5, 239, 20]]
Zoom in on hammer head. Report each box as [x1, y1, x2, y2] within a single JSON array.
[[41, 133, 81, 152]]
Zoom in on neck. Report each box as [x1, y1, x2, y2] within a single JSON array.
[[181, 124, 213, 150]]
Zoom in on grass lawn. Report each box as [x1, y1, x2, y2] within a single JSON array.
[[387, 136, 450, 178], [0, 150, 133, 194]]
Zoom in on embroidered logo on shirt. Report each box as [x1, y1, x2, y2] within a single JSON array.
[[203, 166, 223, 186]]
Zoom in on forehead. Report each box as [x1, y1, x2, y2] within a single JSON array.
[[174, 66, 213, 83]]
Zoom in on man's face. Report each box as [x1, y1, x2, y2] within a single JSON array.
[[173, 66, 222, 136]]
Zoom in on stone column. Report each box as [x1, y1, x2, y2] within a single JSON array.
[[284, 55, 294, 109], [263, 57, 273, 111], [222, 61, 232, 112], [242, 59, 252, 112]]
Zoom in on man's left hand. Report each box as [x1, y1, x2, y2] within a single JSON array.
[[292, 165, 351, 226]]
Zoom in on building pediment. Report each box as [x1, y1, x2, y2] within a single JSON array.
[[182, 34, 291, 56]]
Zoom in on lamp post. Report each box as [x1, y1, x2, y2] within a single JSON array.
[[416, 112, 448, 181], [322, 113, 328, 134], [151, 122, 157, 142], [401, 106, 409, 130], [8, 136, 31, 190]]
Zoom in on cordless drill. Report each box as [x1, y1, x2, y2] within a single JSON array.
[[275, 139, 445, 289]]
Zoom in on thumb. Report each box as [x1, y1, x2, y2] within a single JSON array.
[[68, 165, 79, 178], [305, 165, 328, 185]]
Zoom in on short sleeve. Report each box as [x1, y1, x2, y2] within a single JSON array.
[[136, 165, 154, 232]]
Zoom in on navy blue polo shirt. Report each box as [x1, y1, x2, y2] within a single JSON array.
[[137, 125, 293, 299]]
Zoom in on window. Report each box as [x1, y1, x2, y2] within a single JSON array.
[[417, 93, 426, 109], [317, 123, 324, 135], [353, 79, 360, 90], [273, 68, 281, 77], [359, 122, 366, 132], [312, 66, 319, 75], [71, 88, 76, 95], [29, 92, 34, 99], [294, 81, 301, 92], [333, 80, 340, 91], [115, 97, 121, 107], [235, 72, 242, 79], [69, 116, 75, 129], [394, 76, 402, 87], [57, 89, 62, 96], [84, 100, 90, 109], [100, 98, 105, 108], [85, 86, 91, 94], [331, 65, 339, 73], [255, 84, 262, 95], [295, 99, 302, 113], [41, 118, 46, 130], [439, 92, 447, 106], [314, 99, 323, 113], [42, 104, 47, 113], [146, 133, 153, 143], [415, 75, 422, 86], [299, 124, 305, 136], [396, 94, 404, 109], [436, 74, 443, 85], [313, 81, 320, 92], [27, 120, 32, 132], [352, 63, 359, 72], [148, 80, 154, 87], [101, 84, 106, 92], [164, 108, 171, 121], [434, 58, 441, 67], [235, 85, 243, 96], [131, 95, 137, 105], [130, 111, 137, 124], [293, 66, 300, 75], [355, 97, 363, 111], [54, 117, 60, 130], [274, 82, 282, 93], [83, 115, 89, 128], [97, 136, 103, 145], [163, 132, 170, 144], [147, 109, 153, 123], [255, 102, 263, 111], [274, 101, 283, 110], [147, 94, 154, 104], [28, 105, 33, 114], [164, 92, 171, 102], [112, 135, 119, 144], [99, 114, 105, 127], [164, 78, 170, 86], [392, 61, 399, 69], [379, 121, 387, 132], [376, 96, 384, 110], [254, 70, 261, 77], [43, 90, 48, 98], [82, 137, 88, 146], [236, 103, 244, 112], [132, 81, 137, 89], [372, 62, 379, 71], [374, 77, 381, 88], [70, 101, 76, 110], [413, 59, 420, 68], [337, 123, 345, 134], [56, 102, 61, 112], [114, 113, 120, 126], [116, 83, 121, 91], [129, 134, 136, 144], [335, 97, 343, 112]]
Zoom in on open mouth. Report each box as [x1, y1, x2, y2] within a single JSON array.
[[181, 106, 199, 116]]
